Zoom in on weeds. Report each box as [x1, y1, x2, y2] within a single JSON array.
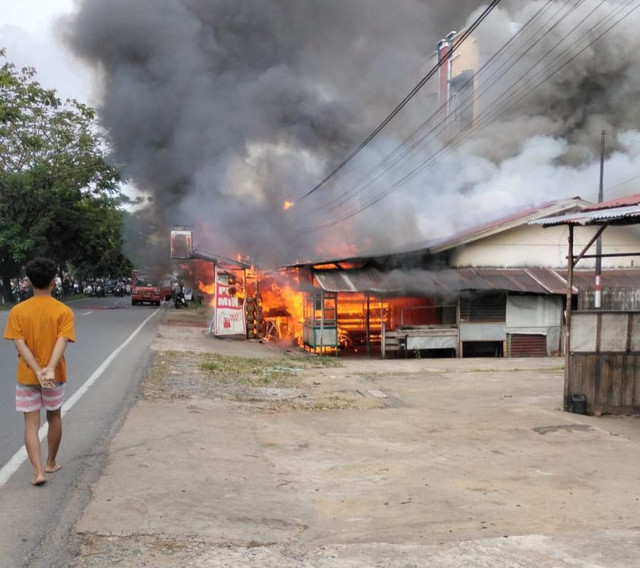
[[199, 352, 340, 388]]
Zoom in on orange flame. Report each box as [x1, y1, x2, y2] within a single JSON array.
[[283, 200, 295, 210], [198, 282, 215, 295], [246, 270, 303, 344]]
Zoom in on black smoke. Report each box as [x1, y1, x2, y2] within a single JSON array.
[[65, 0, 640, 266]]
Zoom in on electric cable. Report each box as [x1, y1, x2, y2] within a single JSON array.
[[296, 0, 639, 232], [295, 0, 504, 204], [300, 0, 562, 218], [295, 0, 577, 223]]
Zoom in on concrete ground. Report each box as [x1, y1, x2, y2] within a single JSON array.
[[74, 312, 640, 566]]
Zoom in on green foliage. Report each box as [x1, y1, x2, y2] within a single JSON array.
[[0, 50, 132, 292]]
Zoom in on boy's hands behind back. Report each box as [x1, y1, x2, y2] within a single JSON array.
[[38, 367, 56, 389]]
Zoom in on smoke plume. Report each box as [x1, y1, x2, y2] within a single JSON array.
[[65, 0, 640, 267]]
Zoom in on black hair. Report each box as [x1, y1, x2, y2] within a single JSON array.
[[25, 258, 57, 290]]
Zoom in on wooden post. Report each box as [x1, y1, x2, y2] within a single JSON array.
[[564, 225, 574, 410], [320, 290, 325, 355], [380, 301, 386, 359], [365, 293, 371, 357], [456, 297, 463, 358]]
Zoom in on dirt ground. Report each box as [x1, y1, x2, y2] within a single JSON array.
[[73, 308, 640, 567]]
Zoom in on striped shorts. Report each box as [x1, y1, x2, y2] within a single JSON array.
[[16, 383, 65, 413]]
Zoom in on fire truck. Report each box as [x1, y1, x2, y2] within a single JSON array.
[[131, 272, 163, 306]]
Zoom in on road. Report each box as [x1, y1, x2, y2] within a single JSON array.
[[0, 295, 163, 567]]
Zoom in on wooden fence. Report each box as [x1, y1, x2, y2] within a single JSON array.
[[569, 311, 640, 414]]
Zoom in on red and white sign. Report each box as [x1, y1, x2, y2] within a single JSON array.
[[170, 230, 193, 259], [212, 266, 246, 336]]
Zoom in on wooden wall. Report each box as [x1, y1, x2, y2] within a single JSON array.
[[569, 311, 640, 414], [569, 354, 640, 414]]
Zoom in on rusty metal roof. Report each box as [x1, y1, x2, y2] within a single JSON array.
[[314, 267, 640, 295], [570, 269, 640, 288], [583, 193, 640, 210], [524, 266, 571, 293], [314, 267, 575, 295], [191, 249, 251, 268]]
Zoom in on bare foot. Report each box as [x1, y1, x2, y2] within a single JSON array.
[[45, 464, 62, 474], [31, 475, 47, 486]]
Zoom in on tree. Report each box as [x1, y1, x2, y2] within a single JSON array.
[[0, 50, 131, 300]]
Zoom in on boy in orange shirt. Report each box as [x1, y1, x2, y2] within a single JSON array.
[[3, 258, 75, 486]]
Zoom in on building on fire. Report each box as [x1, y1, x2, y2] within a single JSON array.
[[274, 27, 640, 360], [285, 194, 640, 359]]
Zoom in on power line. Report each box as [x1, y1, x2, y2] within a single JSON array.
[[301, 0, 560, 219], [295, 0, 568, 226], [296, 0, 640, 233], [296, 0, 504, 204]]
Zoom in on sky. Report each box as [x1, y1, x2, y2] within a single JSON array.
[[0, 0, 93, 102]]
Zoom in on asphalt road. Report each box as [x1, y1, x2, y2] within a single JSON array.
[[0, 295, 163, 567]]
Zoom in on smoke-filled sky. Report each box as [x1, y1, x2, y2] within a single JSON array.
[[62, 0, 640, 267]]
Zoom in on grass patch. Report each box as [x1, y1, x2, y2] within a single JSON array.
[[199, 352, 339, 388], [162, 302, 211, 325], [308, 355, 343, 368]]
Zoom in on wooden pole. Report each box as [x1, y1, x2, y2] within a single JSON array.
[[595, 130, 605, 308], [457, 297, 462, 358], [365, 293, 371, 357], [320, 290, 325, 355], [564, 225, 574, 410]]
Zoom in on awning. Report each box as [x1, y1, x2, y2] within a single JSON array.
[[313, 267, 640, 295], [529, 202, 640, 227], [314, 267, 574, 295], [190, 249, 251, 269]]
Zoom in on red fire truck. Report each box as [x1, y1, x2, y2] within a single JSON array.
[[131, 272, 162, 306]]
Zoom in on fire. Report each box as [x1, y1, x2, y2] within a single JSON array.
[[283, 200, 295, 210], [254, 271, 304, 344], [198, 281, 215, 295]]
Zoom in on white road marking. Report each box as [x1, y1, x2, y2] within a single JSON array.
[[0, 309, 160, 489], [83, 311, 94, 316]]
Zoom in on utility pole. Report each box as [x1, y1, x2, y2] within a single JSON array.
[[594, 130, 605, 309]]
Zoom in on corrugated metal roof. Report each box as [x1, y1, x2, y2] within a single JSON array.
[[529, 204, 640, 226], [525, 266, 570, 294], [583, 193, 640, 211], [315, 269, 390, 293], [314, 267, 578, 295], [315, 267, 640, 295], [191, 249, 251, 268], [570, 269, 640, 288]]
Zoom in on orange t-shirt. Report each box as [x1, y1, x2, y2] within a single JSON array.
[[3, 296, 76, 385]]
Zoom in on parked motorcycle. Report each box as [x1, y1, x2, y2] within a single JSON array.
[[174, 290, 188, 309]]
